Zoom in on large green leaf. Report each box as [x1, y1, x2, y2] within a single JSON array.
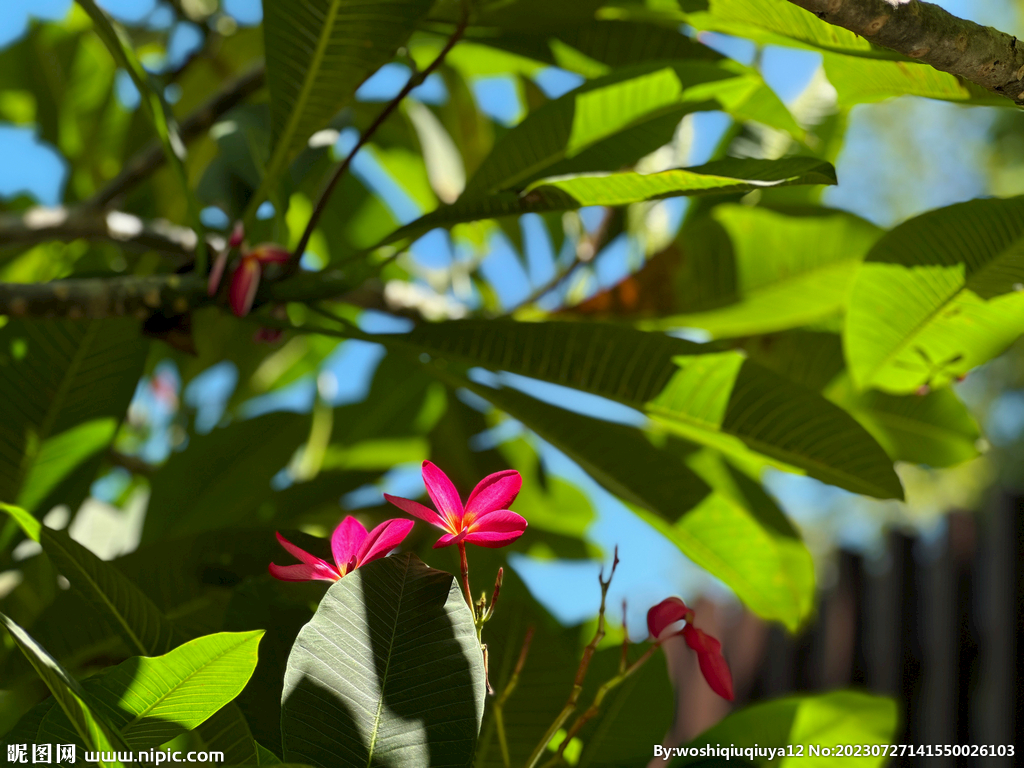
[[825, 374, 980, 468], [822, 54, 1004, 107], [281, 553, 485, 768], [142, 412, 309, 544], [0, 319, 147, 510], [645, 205, 881, 338], [77, 631, 263, 750], [0, 613, 128, 764], [461, 61, 799, 198], [844, 196, 1024, 392], [253, 0, 434, 217], [386, 321, 902, 499], [744, 332, 981, 468], [679, 0, 901, 59], [462, 382, 812, 628], [670, 690, 898, 767], [551, 19, 722, 73], [3, 504, 178, 657], [384, 158, 835, 245]]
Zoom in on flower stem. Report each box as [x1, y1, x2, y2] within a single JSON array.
[[523, 548, 619, 768], [458, 542, 474, 619]]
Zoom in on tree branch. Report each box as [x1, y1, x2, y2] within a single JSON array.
[[86, 65, 266, 209], [787, 0, 1024, 103], [290, 11, 470, 269], [0, 207, 199, 258], [0, 266, 357, 319]]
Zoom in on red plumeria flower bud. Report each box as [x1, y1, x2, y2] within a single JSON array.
[[228, 221, 245, 248], [647, 596, 734, 701], [228, 243, 290, 317], [269, 515, 414, 582], [384, 461, 528, 549]]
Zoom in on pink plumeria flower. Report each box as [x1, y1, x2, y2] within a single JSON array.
[[269, 515, 414, 582], [647, 597, 734, 701], [384, 461, 527, 549], [228, 243, 290, 317]]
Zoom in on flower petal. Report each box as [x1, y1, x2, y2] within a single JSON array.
[[421, 461, 465, 526], [647, 597, 690, 640], [207, 247, 230, 296], [330, 516, 368, 571], [461, 509, 528, 548], [229, 221, 245, 248], [275, 532, 323, 566], [250, 243, 291, 264], [229, 257, 261, 317], [432, 530, 470, 549], [384, 493, 449, 530], [682, 625, 734, 701], [357, 518, 415, 565], [268, 562, 339, 582], [465, 469, 522, 518]]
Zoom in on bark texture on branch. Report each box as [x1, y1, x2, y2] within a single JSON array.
[[787, 0, 1024, 104], [0, 207, 200, 258], [0, 268, 359, 319]]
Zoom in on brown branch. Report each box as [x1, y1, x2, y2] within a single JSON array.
[[0, 207, 199, 258], [787, 0, 1024, 103], [290, 11, 470, 269], [86, 65, 266, 208], [0, 266, 356, 319]]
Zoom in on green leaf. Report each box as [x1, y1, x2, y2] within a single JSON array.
[[461, 61, 799, 198], [3, 504, 178, 657], [142, 412, 310, 544], [552, 19, 722, 74], [822, 54, 1005, 106], [252, 0, 435, 219], [679, 0, 901, 59], [83, 631, 263, 749], [645, 205, 881, 338], [16, 418, 116, 513], [257, 742, 284, 765], [671, 690, 898, 767], [384, 158, 835, 245], [462, 383, 812, 628], [281, 553, 485, 768], [0, 612, 129, 762], [388, 321, 902, 499], [0, 319, 147, 510], [525, 157, 835, 205], [844, 196, 1024, 392], [826, 374, 980, 468]]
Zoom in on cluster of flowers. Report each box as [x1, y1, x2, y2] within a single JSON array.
[[269, 461, 732, 700]]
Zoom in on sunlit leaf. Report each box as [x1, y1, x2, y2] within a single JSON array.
[[844, 196, 1024, 392], [383, 158, 835, 244], [0, 612, 128, 763], [281, 553, 485, 768], [644, 205, 881, 338], [389, 321, 902, 499]]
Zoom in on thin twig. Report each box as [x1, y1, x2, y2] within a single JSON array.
[[458, 541, 475, 618], [494, 626, 535, 768], [523, 547, 620, 768], [290, 9, 470, 270], [86, 66, 266, 209], [504, 207, 617, 316], [543, 641, 664, 768]]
